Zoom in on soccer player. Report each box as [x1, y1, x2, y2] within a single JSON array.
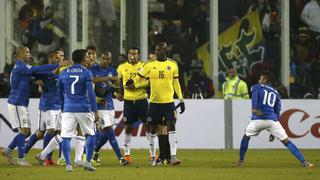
[[1, 46, 64, 166], [117, 47, 151, 163], [90, 51, 128, 166], [138, 42, 185, 166], [24, 51, 63, 166], [57, 49, 98, 172], [237, 71, 314, 168]]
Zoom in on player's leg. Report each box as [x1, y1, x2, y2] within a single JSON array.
[[137, 99, 154, 161], [157, 124, 170, 164], [237, 120, 262, 166], [77, 112, 96, 171], [2, 104, 32, 166], [166, 103, 181, 165], [238, 134, 251, 166], [122, 100, 137, 163], [270, 121, 314, 167], [43, 110, 60, 165], [61, 112, 78, 172], [74, 128, 86, 166], [92, 110, 108, 165], [148, 103, 160, 166], [24, 110, 46, 155], [35, 133, 62, 165]]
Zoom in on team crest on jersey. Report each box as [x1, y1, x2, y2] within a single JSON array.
[[147, 117, 152, 122], [153, 66, 156, 69], [123, 117, 127, 122], [125, 69, 128, 71], [167, 66, 171, 70]]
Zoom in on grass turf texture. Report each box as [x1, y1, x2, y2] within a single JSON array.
[[0, 149, 319, 180]]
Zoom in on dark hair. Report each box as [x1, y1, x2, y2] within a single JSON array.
[[86, 45, 96, 51], [72, 49, 87, 63], [260, 71, 273, 84], [129, 47, 140, 53]]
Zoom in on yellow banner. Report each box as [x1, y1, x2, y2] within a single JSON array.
[[197, 11, 264, 76]]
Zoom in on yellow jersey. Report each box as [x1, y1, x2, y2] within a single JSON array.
[[139, 58, 179, 103], [117, 61, 148, 100]]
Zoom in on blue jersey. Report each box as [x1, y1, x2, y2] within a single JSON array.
[[58, 64, 97, 112], [251, 84, 281, 121], [90, 64, 117, 110], [36, 73, 61, 111], [8, 60, 59, 107]]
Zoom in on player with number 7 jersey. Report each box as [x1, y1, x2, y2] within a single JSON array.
[[57, 49, 98, 172]]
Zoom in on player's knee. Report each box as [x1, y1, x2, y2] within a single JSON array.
[[143, 122, 151, 133], [157, 125, 167, 135], [167, 121, 176, 131], [281, 138, 289, 145], [46, 129, 55, 136], [36, 130, 45, 139], [125, 125, 133, 134], [103, 126, 113, 132], [243, 134, 250, 140], [19, 128, 30, 136]]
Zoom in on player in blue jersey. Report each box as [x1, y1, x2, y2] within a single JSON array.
[[238, 71, 314, 168], [24, 51, 63, 166], [90, 51, 128, 166], [57, 49, 98, 172], [1, 46, 64, 166]]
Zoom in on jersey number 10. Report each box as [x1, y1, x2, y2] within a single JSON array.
[[262, 90, 276, 107]]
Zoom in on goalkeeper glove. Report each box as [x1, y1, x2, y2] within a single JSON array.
[[175, 101, 185, 114]]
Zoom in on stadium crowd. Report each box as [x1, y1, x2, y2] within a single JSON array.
[[1, 0, 320, 99]]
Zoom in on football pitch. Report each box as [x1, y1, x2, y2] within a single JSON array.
[[0, 149, 319, 180]]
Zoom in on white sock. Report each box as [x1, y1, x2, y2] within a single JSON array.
[[149, 133, 157, 158], [123, 133, 131, 156], [169, 131, 178, 156], [40, 134, 62, 160], [74, 136, 85, 163]]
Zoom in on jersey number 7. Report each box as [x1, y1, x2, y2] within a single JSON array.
[[70, 75, 79, 94]]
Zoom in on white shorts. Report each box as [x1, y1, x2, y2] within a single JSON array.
[[61, 112, 95, 138], [38, 110, 62, 131], [7, 103, 31, 129], [245, 119, 288, 141], [97, 110, 115, 129]]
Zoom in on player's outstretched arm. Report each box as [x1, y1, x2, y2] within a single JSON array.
[[93, 76, 119, 83]]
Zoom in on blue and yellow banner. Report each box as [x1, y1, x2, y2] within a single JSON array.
[[197, 11, 264, 78]]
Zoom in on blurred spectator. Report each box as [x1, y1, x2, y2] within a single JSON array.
[[301, 0, 320, 61], [294, 26, 313, 95], [28, 4, 65, 54], [310, 50, 320, 98], [289, 45, 300, 98], [222, 68, 249, 99], [18, 0, 44, 30], [0, 52, 16, 97], [191, 1, 209, 46], [185, 59, 214, 99], [272, 80, 289, 99]]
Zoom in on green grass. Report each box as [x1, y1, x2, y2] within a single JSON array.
[[0, 149, 319, 180]]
